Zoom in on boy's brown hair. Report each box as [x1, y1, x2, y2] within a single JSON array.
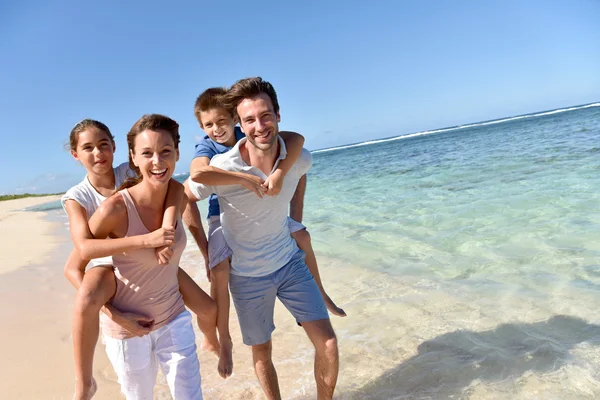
[[223, 77, 280, 123], [193, 87, 228, 128]]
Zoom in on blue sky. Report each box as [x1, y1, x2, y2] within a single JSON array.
[[1, 0, 598, 194]]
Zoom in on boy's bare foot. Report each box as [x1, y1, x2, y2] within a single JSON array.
[[201, 337, 220, 357], [218, 338, 233, 379], [73, 377, 97, 400], [324, 294, 347, 317]]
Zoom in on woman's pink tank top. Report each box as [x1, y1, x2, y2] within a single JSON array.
[[100, 189, 186, 339]]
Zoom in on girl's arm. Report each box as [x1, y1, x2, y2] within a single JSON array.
[[190, 156, 266, 197], [263, 131, 305, 195], [156, 179, 185, 264], [64, 198, 174, 260]]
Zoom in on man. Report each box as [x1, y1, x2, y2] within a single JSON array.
[[185, 77, 339, 399]]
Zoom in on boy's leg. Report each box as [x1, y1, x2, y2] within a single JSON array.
[[275, 250, 339, 400], [155, 310, 203, 399], [72, 266, 116, 400], [290, 228, 346, 317], [177, 267, 219, 354], [211, 258, 233, 378]]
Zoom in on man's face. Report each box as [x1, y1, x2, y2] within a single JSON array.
[[237, 93, 280, 151], [199, 107, 236, 146]]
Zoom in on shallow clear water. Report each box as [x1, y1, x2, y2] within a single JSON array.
[[40, 104, 600, 399]]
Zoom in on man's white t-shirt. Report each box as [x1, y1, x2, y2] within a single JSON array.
[[187, 136, 312, 277], [61, 162, 132, 266]]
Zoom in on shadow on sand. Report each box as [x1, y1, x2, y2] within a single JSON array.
[[342, 315, 600, 399]]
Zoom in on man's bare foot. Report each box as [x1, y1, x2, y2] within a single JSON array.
[[73, 377, 97, 400], [201, 337, 220, 357], [324, 294, 347, 317], [218, 338, 233, 379]]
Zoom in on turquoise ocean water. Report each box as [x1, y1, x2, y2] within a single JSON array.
[[35, 103, 600, 399]]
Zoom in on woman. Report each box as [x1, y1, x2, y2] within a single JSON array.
[[88, 114, 203, 398]]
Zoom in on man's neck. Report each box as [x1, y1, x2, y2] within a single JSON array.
[[241, 139, 280, 176]]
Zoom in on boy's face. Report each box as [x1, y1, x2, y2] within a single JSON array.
[[200, 107, 236, 146]]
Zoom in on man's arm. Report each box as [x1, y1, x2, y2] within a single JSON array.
[[289, 174, 307, 223], [190, 157, 265, 197]]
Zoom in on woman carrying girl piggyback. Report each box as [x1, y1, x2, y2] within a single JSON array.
[[63, 116, 209, 399]]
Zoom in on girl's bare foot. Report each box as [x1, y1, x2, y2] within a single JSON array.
[[201, 336, 220, 357], [218, 338, 233, 379], [324, 294, 347, 317], [73, 377, 97, 400]]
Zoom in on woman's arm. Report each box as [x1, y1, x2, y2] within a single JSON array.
[[65, 198, 174, 260], [264, 131, 305, 195]]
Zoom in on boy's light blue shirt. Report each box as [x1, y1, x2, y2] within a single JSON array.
[[187, 137, 312, 277]]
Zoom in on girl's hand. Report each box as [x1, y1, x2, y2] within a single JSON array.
[[155, 245, 174, 265]]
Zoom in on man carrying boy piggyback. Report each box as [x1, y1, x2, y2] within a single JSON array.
[[184, 80, 344, 398]]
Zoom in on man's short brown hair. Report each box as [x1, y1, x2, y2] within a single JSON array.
[[193, 87, 228, 127], [223, 77, 280, 123]]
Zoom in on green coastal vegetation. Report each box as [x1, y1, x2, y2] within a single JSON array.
[[0, 193, 63, 202]]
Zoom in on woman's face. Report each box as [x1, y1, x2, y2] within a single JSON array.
[[71, 128, 115, 175], [130, 129, 179, 185]]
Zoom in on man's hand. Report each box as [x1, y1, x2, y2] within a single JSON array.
[[113, 311, 155, 337], [263, 169, 284, 196], [240, 175, 267, 198], [144, 227, 175, 249]]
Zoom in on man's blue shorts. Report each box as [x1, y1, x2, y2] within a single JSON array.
[[229, 250, 329, 346]]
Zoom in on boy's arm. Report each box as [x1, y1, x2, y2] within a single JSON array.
[[181, 181, 210, 280], [289, 174, 307, 223], [264, 131, 305, 196], [156, 179, 185, 264], [190, 156, 266, 197], [65, 199, 174, 260]]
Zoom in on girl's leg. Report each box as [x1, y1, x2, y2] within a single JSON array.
[[177, 268, 219, 353], [103, 333, 156, 399], [155, 310, 203, 399], [72, 266, 116, 400], [291, 229, 346, 317]]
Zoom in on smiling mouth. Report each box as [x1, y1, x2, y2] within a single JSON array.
[[255, 132, 271, 141], [150, 168, 167, 178]]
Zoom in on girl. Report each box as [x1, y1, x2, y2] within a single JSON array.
[[63, 119, 214, 399]]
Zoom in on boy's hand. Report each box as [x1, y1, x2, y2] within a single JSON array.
[[262, 169, 284, 196], [145, 227, 175, 248], [240, 175, 267, 198], [155, 245, 174, 265], [113, 311, 155, 337]]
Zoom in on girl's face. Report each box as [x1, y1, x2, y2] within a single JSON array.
[[71, 128, 115, 175], [130, 129, 179, 186]]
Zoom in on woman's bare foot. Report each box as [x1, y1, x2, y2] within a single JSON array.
[[323, 293, 347, 317], [218, 338, 233, 379], [73, 377, 97, 400]]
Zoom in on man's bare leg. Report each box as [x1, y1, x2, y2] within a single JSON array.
[[72, 266, 116, 400], [252, 340, 281, 400], [301, 318, 339, 400], [177, 268, 219, 354], [291, 229, 346, 317], [211, 259, 233, 378]]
